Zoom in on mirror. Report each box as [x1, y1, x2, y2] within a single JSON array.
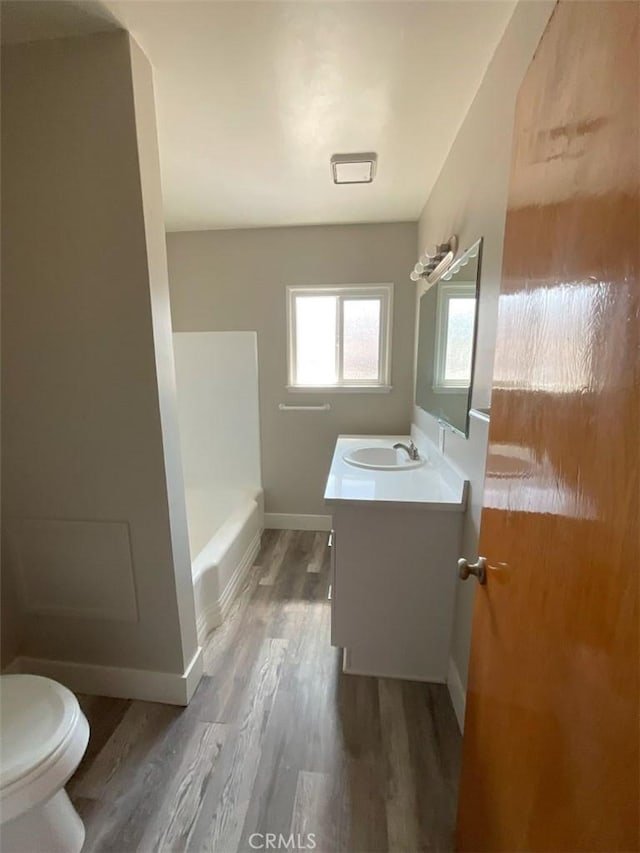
[[415, 238, 482, 436]]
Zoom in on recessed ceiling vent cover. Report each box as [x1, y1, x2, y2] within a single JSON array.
[[331, 153, 377, 184]]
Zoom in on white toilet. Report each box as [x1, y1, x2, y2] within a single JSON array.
[[0, 675, 90, 853]]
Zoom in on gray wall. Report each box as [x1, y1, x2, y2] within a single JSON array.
[[167, 223, 417, 516], [1, 32, 198, 674], [413, 0, 556, 690]]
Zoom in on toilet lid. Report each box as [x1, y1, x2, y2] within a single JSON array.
[[0, 675, 79, 789]]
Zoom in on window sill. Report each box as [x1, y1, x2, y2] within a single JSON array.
[[286, 385, 393, 395]]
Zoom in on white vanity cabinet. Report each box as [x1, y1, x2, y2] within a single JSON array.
[[325, 434, 467, 683]]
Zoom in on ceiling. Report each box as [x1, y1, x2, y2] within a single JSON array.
[[2, 1, 516, 232]]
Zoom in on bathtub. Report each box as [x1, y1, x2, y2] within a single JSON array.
[[184, 486, 264, 641]]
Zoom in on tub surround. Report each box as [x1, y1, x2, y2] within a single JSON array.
[[173, 332, 264, 642], [325, 430, 467, 682]]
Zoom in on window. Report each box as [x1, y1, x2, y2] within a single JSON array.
[[287, 285, 393, 391], [433, 282, 476, 391]]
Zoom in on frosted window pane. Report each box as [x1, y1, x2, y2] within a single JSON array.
[[295, 296, 337, 384], [444, 298, 475, 383], [343, 299, 381, 381]]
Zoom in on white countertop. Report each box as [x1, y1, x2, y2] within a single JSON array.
[[324, 435, 467, 511]]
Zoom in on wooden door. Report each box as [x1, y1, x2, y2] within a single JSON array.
[[457, 2, 639, 851]]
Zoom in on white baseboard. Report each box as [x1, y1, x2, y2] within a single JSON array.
[[7, 646, 203, 706], [182, 647, 204, 703], [195, 530, 261, 642], [265, 513, 332, 531], [447, 654, 466, 732]]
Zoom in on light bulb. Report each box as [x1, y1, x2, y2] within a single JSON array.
[[409, 270, 421, 282]]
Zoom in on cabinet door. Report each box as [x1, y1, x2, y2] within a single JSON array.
[[329, 529, 338, 647], [330, 506, 460, 678]]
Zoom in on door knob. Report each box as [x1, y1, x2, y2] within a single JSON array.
[[458, 556, 487, 584]]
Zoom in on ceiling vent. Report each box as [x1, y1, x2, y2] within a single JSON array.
[[331, 153, 377, 184]]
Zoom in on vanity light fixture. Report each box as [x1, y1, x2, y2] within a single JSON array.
[[331, 153, 377, 184], [409, 235, 458, 286]]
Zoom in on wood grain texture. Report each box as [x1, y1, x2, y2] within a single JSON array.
[[140, 722, 228, 852], [259, 529, 294, 586], [457, 3, 640, 851], [196, 639, 289, 853], [378, 679, 421, 853], [290, 771, 337, 853], [307, 532, 329, 573], [72, 530, 461, 852]]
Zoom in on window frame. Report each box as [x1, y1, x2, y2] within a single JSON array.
[[286, 284, 393, 392], [433, 281, 477, 393]]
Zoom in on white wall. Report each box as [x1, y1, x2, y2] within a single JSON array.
[[167, 223, 417, 518], [173, 332, 261, 546], [1, 32, 199, 684], [413, 0, 555, 699], [128, 34, 199, 678]]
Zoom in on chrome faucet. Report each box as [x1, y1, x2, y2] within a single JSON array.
[[393, 440, 420, 461]]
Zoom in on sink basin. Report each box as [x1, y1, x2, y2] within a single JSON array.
[[343, 446, 425, 471]]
